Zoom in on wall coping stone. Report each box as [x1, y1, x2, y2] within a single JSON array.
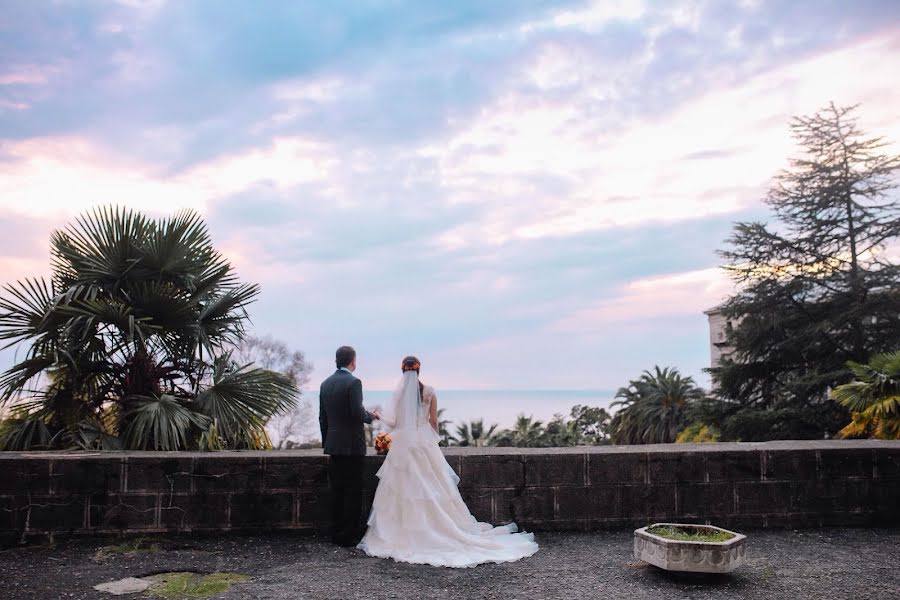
[[1, 439, 896, 460]]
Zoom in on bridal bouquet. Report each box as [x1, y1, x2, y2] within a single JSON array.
[[374, 433, 392, 455]]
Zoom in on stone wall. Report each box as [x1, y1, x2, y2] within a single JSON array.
[[1, 440, 897, 544]]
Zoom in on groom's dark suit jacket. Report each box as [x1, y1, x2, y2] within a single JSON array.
[[319, 369, 373, 456]]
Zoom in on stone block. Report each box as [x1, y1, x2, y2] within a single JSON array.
[[0, 496, 18, 531], [297, 491, 330, 528], [491, 488, 520, 523], [588, 452, 646, 485], [873, 479, 900, 515], [362, 456, 385, 489], [458, 455, 523, 488], [524, 454, 585, 487], [712, 514, 762, 529], [160, 492, 229, 531], [0, 459, 51, 495], [763, 449, 818, 481], [818, 448, 874, 480], [820, 512, 878, 527], [762, 513, 824, 529], [734, 481, 792, 514], [705, 451, 762, 482], [94, 577, 152, 595], [51, 457, 123, 494], [264, 456, 329, 490], [511, 487, 555, 522], [25, 496, 86, 531], [444, 455, 462, 478], [792, 479, 873, 515], [875, 448, 900, 480], [676, 483, 734, 517], [89, 494, 158, 530], [230, 492, 294, 528], [193, 458, 263, 493], [125, 457, 193, 494], [589, 516, 639, 530], [556, 486, 618, 520], [459, 488, 493, 522], [518, 519, 585, 532], [619, 484, 676, 521], [648, 452, 707, 484]]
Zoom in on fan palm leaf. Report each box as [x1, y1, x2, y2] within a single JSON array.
[[0, 416, 52, 450], [70, 420, 124, 451], [51, 206, 152, 288], [122, 394, 210, 451], [0, 206, 281, 451], [832, 351, 900, 439], [0, 356, 55, 403], [0, 278, 60, 347], [196, 284, 260, 351], [193, 356, 297, 449]]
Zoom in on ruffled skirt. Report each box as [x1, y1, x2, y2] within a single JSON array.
[[357, 428, 539, 568]]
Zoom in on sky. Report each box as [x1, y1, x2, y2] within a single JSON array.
[[1, 0, 899, 394]]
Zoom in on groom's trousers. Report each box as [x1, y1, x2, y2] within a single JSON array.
[[328, 455, 365, 544]]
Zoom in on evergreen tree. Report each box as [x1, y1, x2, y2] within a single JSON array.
[[708, 104, 900, 440]]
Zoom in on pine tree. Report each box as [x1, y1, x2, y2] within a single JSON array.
[[708, 104, 900, 440]]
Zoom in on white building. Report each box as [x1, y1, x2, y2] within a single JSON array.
[[704, 306, 737, 370]]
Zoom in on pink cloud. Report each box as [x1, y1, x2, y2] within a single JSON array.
[[548, 268, 735, 334]]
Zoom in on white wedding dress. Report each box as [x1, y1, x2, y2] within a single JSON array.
[[357, 370, 538, 568]]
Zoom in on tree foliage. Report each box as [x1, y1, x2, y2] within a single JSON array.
[[830, 351, 900, 439], [436, 408, 452, 447], [0, 207, 298, 451], [489, 406, 611, 447], [709, 104, 900, 440], [451, 418, 498, 447], [232, 335, 314, 448], [609, 367, 704, 444]]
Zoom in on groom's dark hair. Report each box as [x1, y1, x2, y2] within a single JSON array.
[[336, 346, 356, 368]]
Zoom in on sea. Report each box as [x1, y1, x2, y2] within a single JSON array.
[[309, 389, 618, 431]]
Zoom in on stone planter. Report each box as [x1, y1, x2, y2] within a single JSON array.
[[633, 523, 747, 573]]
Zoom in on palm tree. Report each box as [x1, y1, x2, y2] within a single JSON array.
[[451, 418, 498, 447], [831, 352, 900, 440], [512, 414, 545, 447], [493, 414, 545, 447], [436, 408, 452, 446], [0, 207, 298, 451], [609, 366, 704, 444]]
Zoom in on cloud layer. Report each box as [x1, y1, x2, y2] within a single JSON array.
[[1, 0, 899, 396]]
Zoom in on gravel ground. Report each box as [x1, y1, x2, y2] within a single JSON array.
[[0, 529, 897, 600]]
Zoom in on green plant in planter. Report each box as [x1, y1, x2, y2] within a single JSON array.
[[647, 525, 735, 542]]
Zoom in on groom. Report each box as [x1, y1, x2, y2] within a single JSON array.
[[319, 345, 379, 546]]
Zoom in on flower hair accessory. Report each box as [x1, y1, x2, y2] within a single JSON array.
[[401, 357, 421, 372]]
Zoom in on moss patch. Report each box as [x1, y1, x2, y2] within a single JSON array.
[[94, 539, 160, 559], [647, 526, 735, 542], [145, 572, 249, 599]]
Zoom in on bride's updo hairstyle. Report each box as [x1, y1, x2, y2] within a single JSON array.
[[401, 356, 421, 373]]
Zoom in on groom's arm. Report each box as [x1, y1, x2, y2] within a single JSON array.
[[318, 383, 328, 448], [350, 379, 373, 425]]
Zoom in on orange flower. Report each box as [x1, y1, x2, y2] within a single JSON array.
[[374, 433, 392, 455]]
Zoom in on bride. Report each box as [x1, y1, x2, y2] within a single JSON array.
[[357, 356, 538, 567]]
